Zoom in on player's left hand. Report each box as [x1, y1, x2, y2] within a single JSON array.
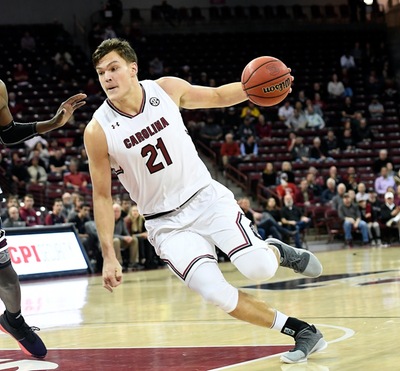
[[52, 93, 87, 128]]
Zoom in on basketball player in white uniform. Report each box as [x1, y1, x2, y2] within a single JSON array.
[[85, 39, 327, 364], [0, 79, 86, 358]]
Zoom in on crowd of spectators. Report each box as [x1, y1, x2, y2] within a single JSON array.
[[0, 9, 398, 259]]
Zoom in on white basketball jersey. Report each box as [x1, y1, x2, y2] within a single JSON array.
[[93, 80, 212, 216]]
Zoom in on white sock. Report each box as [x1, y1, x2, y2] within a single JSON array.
[[271, 310, 289, 331]]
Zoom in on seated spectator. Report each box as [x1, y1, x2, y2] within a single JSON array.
[[340, 128, 356, 152], [68, 204, 99, 258], [120, 195, 132, 219], [354, 117, 373, 144], [77, 148, 89, 173], [291, 136, 310, 163], [1, 195, 19, 221], [265, 197, 282, 221], [240, 101, 260, 121], [281, 161, 295, 183], [280, 194, 311, 249], [338, 193, 369, 247], [340, 51, 356, 70], [373, 149, 393, 174], [257, 214, 296, 241], [305, 98, 323, 118], [310, 137, 330, 162], [379, 191, 400, 240], [296, 91, 308, 106], [305, 170, 323, 198], [285, 108, 307, 131], [294, 179, 314, 208], [321, 178, 337, 205], [254, 114, 271, 139], [374, 166, 395, 196], [67, 194, 85, 220], [332, 183, 347, 211], [10, 152, 30, 195], [365, 72, 384, 96], [262, 162, 277, 187], [63, 158, 90, 193], [112, 203, 138, 271], [368, 190, 382, 217], [327, 165, 343, 186], [60, 192, 74, 221], [220, 133, 240, 171], [221, 107, 241, 136], [327, 73, 345, 99], [240, 135, 258, 160], [49, 149, 67, 175], [45, 198, 66, 225], [27, 156, 48, 186], [345, 172, 359, 193], [237, 115, 257, 141], [311, 81, 327, 101], [323, 130, 340, 155], [356, 183, 369, 203], [368, 98, 385, 118], [124, 204, 154, 269], [341, 97, 356, 121], [276, 173, 298, 199], [28, 142, 50, 169], [2, 206, 26, 228], [358, 197, 385, 247], [19, 194, 41, 226], [305, 106, 325, 129], [198, 114, 223, 145], [312, 93, 326, 114], [24, 135, 48, 152], [278, 100, 294, 121]]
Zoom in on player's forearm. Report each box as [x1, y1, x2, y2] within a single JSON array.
[[36, 116, 60, 134], [93, 193, 115, 258], [215, 82, 248, 107]]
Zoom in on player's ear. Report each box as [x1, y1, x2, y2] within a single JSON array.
[[130, 62, 138, 77]]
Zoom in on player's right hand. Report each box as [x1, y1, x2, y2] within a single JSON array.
[[102, 257, 123, 293]]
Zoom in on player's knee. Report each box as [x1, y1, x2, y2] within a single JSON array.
[[233, 248, 278, 282], [187, 263, 239, 313], [200, 282, 238, 312]]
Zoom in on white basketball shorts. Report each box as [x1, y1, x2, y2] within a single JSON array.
[[145, 180, 266, 282]]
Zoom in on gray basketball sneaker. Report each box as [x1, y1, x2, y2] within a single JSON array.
[[280, 325, 327, 363], [265, 237, 323, 278]]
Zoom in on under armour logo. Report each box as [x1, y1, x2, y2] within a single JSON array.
[[111, 122, 120, 129], [149, 97, 160, 106]]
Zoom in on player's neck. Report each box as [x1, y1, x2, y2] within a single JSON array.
[[109, 84, 143, 116]]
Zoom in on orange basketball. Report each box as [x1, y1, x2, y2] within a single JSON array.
[[241, 56, 291, 107]]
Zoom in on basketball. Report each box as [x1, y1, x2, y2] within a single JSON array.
[[241, 56, 291, 107]]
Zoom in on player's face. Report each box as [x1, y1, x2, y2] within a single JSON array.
[[95, 51, 137, 100]]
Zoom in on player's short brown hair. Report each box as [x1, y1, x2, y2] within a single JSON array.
[[92, 38, 138, 67]]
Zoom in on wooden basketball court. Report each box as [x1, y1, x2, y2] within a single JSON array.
[[0, 243, 398, 370]]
